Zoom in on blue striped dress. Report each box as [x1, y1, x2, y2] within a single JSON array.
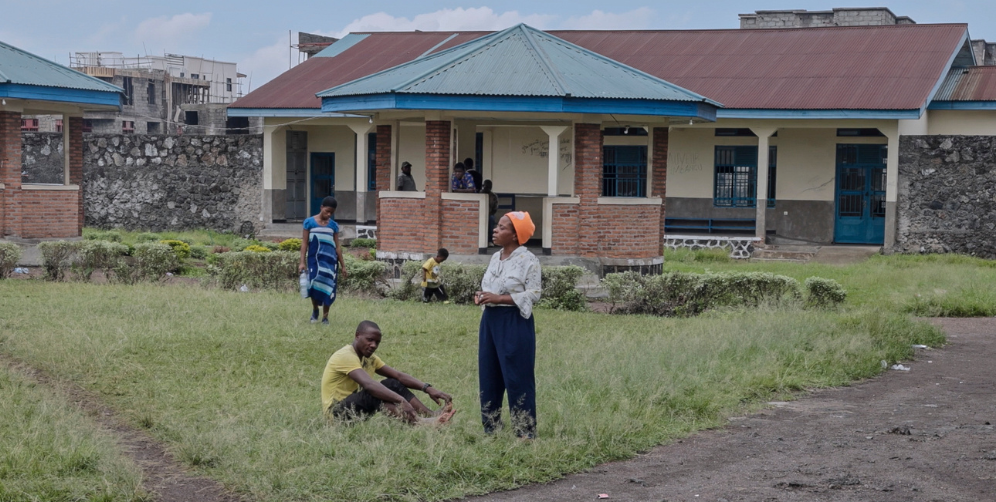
[[303, 216, 340, 307]]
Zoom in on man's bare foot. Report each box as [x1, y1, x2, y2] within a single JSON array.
[[417, 407, 457, 426]]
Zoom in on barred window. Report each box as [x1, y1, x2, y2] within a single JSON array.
[[714, 146, 777, 208]]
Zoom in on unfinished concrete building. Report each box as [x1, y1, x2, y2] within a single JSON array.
[[23, 52, 260, 135], [296, 32, 338, 59], [738, 7, 915, 28]]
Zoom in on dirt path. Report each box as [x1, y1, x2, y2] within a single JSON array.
[[0, 356, 241, 502], [469, 318, 996, 502]]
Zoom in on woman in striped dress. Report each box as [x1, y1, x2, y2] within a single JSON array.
[[298, 196, 347, 324]]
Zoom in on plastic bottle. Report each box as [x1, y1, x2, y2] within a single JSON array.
[[299, 271, 310, 298]]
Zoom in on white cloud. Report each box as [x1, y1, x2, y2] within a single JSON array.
[[330, 7, 556, 38], [133, 13, 212, 52], [240, 37, 295, 93], [560, 8, 656, 30]]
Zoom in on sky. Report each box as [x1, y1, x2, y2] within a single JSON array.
[[4, 1, 996, 93]]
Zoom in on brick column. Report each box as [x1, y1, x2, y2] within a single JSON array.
[[0, 111, 22, 237], [652, 127, 669, 249], [573, 123, 602, 257], [69, 116, 84, 234], [374, 124, 392, 224], [423, 120, 450, 253]]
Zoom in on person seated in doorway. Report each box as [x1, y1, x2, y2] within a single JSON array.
[[322, 320, 455, 424], [397, 161, 417, 191], [464, 157, 482, 193], [451, 162, 476, 193], [422, 248, 449, 302]]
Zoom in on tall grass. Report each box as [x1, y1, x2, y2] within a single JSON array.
[[0, 366, 144, 501], [0, 280, 944, 501]]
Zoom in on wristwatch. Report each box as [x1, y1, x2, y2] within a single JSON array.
[[422, 382, 432, 392]]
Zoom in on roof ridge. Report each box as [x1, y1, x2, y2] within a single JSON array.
[[0, 40, 121, 92], [518, 25, 570, 96]]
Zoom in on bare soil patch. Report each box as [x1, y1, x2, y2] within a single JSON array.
[[0, 355, 242, 502], [469, 318, 996, 502]]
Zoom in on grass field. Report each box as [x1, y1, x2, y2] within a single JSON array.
[[2, 253, 993, 501]]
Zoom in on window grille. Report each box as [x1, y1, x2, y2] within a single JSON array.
[[602, 145, 647, 197]]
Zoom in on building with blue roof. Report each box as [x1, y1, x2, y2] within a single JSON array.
[[0, 40, 121, 239]]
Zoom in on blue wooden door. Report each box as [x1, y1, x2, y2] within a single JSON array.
[[834, 145, 886, 244], [310, 152, 335, 216]]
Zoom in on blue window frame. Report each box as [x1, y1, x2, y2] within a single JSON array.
[[367, 132, 377, 191], [602, 145, 647, 197], [714, 146, 777, 208]]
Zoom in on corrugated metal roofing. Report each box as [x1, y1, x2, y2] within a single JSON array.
[[0, 40, 121, 93], [317, 24, 717, 105], [232, 23, 969, 111], [231, 31, 485, 110], [934, 66, 996, 101]]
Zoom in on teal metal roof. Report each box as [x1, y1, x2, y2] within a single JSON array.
[[317, 24, 720, 106], [0, 40, 121, 93]]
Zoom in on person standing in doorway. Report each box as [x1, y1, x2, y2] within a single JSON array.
[[397, 161, 417, 191], [481, 179, 499, 240], [464, 157, 482, 193], [474, 211, 540, 438], [299, 196, 347, 325]]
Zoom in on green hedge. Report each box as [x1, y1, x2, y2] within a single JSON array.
[[0, 242, 21, 279], [37, 241, 82, 281], [602, 271, 806, 316], [210, 251, 298, 290], [805, 277, 848, 309], [74, 241, 129, 281]]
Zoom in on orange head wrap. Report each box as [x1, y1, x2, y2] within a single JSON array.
[[507, 211, 535, 245]]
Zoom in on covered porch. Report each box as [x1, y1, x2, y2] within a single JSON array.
[[317, 24, 720, 272]]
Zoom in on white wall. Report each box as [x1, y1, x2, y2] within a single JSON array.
[[928, 110, 996, 135], [485, 126, 574, 195]]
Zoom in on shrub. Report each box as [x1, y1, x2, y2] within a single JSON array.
[[0, 242, 21, 279], [135, 232, 161, 243], [340, 253, 387, 294], [600, 270, 803, 317], [278, 238, 302, 252], [805, 277, 847, 309], [230, 238, 257, 252], [243, 245, 272, 253], [538, 265, 588, 311], [132, 243, 180, 281], [211, 251, 298, 290], [189, 245, 208, 260], [37, 241, 82, 281], [159, 240, 192, 261], [83, 230, 123, 242], [387, 260, 424, 301], [439, 262, 487, 304], [350, 238, 377, 248], [259, 241, 280, 251], [74, 240, 129, 281]]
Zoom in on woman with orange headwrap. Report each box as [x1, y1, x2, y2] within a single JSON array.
[[474, 211, 541, 438]]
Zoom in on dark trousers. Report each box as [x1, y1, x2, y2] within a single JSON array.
[[422, 285, 448, 302], [478, 306, 536, 437], [330, 378, 415, 420]]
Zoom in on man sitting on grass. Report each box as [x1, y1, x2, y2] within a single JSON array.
[[322, 320, 455, 424]]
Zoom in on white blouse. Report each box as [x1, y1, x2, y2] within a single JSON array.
[[480, 246, 542, 318]]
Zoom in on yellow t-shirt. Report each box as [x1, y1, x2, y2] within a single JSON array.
[[321, 344, 386, 412], [421, 257, 441, 288]]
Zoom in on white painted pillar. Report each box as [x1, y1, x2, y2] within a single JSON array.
[[350, 123, 374, 223], [540, 126, 568, 196], [882, 123, 900, 250], [750, 127, 777, 241]]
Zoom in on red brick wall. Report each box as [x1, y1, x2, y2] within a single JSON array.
[[441, 200, 480, 254], [551, 203, 580, 254], [423, 120, 450, 252], [69, 117, 84, 234], [19, 189, 80, 239], [574, 123, 602, 257], [589, 204, 662, 258], [652, 127, 669, 248], [0, 111, 22, 237], [378, 197, 426, 254], [375, 124, 392, 223]]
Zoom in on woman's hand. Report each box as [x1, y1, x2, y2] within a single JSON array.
[[340, 265, 347, 280], [474, 290, 484, 305], [475, 291, 499, 305], [298, 262, 306, 273]]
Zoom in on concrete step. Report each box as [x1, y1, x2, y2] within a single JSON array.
[[752, 245, 820, 262]]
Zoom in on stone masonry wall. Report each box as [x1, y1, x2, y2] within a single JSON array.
[[896, 136, 996, 258], [21, 133, 65, 184], [82, 134, 263, 232]]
